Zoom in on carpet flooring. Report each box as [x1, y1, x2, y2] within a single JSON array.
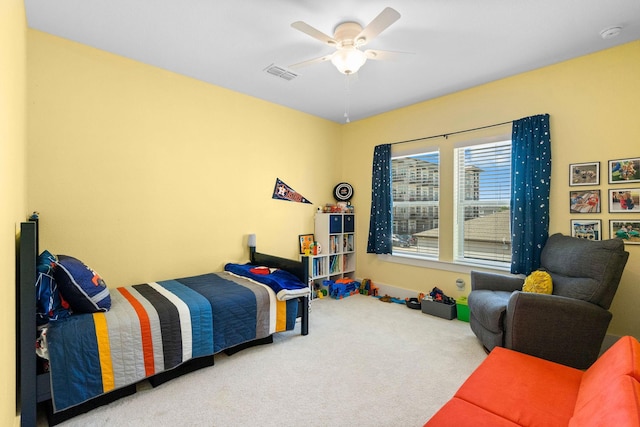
[[48, 294, 487, 427]]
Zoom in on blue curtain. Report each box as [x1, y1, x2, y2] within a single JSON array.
[[510, 114, 552, 274], [367, 144, 393, 254]]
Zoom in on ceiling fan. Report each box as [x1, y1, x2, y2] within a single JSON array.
[[290, 7, 402, 75]]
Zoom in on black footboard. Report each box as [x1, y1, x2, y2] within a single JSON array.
[[250, 248, 310, 336]]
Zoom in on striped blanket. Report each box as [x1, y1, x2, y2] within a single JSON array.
[[46, 272, 299, 412]]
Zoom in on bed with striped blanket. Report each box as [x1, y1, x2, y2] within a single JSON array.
[[44, 270, 303, 413], [18, 218, 311, 426]]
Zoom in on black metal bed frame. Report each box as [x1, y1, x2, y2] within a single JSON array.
[[17, 219, 310, 426]]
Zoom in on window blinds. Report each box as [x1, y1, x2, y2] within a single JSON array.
[[454, 140, 512, 263]]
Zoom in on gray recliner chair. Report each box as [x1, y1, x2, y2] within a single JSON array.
[[468, 233, 629, 369]]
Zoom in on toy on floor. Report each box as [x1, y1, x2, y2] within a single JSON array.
[[325, 278, 360, 299], [405, 292, 428, 309], [376, 294, 405, 304], [313, 283, 328, 299], [359, 278, 379, 296], [429, 287, 456, 305], [405, 297, 422, 309]]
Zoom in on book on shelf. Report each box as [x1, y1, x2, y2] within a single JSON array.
[[312, 257, 325, 277], [334, 235, 341, 254], [344, 234, 354, 252], [330, 255, 340, 273]]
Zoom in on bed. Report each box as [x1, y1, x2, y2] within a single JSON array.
[[17, 218, 310, 426]]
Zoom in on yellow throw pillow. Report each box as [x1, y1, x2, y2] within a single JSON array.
[[522, 270, 553, 294]]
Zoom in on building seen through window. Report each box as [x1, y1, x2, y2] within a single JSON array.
[[391, 139, 512, 266], [391, 151, 440, 256], [454, 140, 512, 264]]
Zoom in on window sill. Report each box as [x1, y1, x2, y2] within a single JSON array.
[[378, 253, 511, 275]]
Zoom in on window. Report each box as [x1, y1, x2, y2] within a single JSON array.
[[391, 151, 439, 256], [386, 135, 512, 270], [454, 140, 512, 265]]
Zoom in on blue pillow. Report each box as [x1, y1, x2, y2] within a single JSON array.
[[36, 250, 71, 324], [53, 255, 111, 313]]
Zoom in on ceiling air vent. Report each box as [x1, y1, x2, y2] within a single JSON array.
[[264, 64, 298, 81]]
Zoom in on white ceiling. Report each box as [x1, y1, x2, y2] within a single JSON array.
[[24, 0, 640, 123]]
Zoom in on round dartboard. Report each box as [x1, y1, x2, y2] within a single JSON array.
[[333, 182, 354, 201]]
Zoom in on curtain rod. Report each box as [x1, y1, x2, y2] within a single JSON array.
[[390, 119, 513, 146]]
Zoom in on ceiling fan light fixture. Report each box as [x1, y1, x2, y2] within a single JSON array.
[[331, 47, 367, 75]]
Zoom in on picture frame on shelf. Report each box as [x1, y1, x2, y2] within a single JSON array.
[[609, 220, 640, 244], [570, 219, 602, 241], [608, 157, 640, 184], [608, 188, 640, 213], [569, 162, 599, 186], [570, 189, 601, 213], [299, 234, 314, 255]]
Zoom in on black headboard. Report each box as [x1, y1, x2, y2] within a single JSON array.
[[249, 247, 309, 284], [17, 220, 38, 427]]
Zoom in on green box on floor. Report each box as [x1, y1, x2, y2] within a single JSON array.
[[456, 297, 469, 322]]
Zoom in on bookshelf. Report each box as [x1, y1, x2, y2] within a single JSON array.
[[308, 212, 355, 297]]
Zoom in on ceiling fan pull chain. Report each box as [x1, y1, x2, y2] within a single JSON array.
[[344, 74, 351, 123]]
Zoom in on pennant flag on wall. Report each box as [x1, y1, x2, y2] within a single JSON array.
[[272, 178, 312, 204]]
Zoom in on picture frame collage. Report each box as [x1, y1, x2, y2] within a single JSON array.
[[569, 158, 640, 244]]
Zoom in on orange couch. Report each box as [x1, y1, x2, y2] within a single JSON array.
[[425, 335, 640, 427]]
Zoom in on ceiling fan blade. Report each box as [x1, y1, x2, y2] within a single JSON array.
[[289, 53, 334, 69], [291, 21, 337, 46], [364, 49, 413, 61], [356, 7, 401, 46]]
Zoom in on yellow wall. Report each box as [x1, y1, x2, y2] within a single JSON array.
[[343, 41, 640, 338], [1, 1, 27, 426], [27, 30, 342, 287], [11, 20, 640, 425]]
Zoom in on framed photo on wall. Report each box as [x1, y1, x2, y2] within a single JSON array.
[[569, 162, 599, 186], [569, 189, 601, 213], [299, 234, 314, 254], [608, 188, 640, 213], [570, 219, 602, 241], [609, 220, 640, 244], [608, 157, 640, 184]]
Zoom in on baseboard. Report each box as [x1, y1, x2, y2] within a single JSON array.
[[357, 278, 428, 300]]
